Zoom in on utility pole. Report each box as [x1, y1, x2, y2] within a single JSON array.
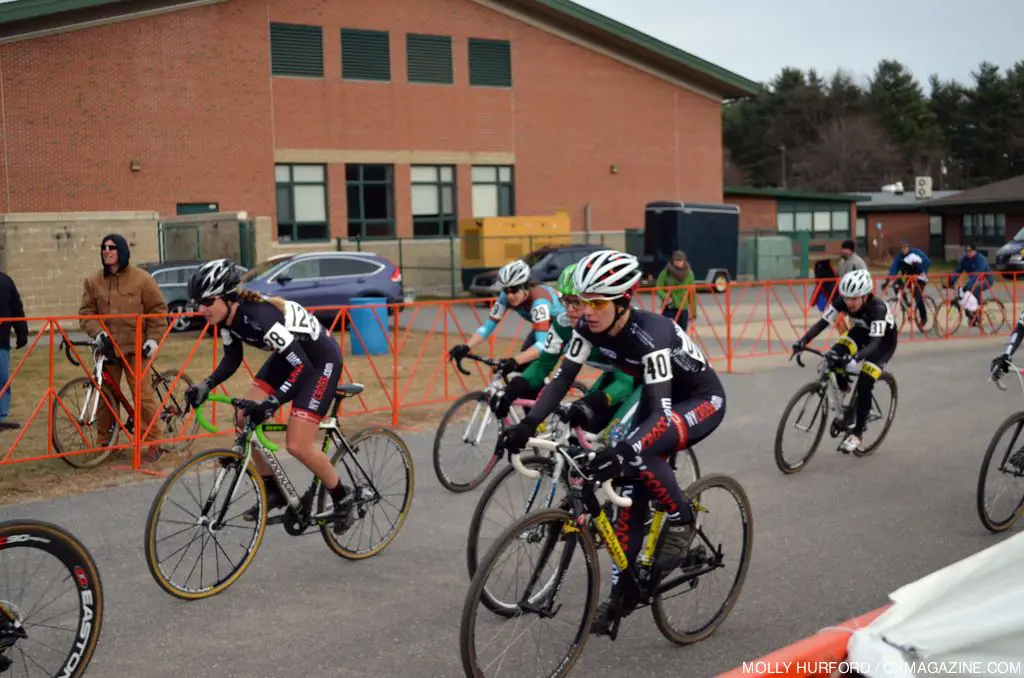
[[779, 144, 787, 189]]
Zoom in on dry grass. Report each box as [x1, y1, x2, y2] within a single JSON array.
[[0, 319, 604, 506]]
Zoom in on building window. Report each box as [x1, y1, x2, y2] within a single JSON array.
[[471, 165, 514, 217], [963, 213, 1006, 242], [341, 28, 391, 81], [270, 23, 324, 78], [407, 34, 453, 84], [468, 38, 512, 88], [275, 165, 329, 242], [411, 165, 456, 237], [776, 200, 850, 237], [346, 164, 395, 238]]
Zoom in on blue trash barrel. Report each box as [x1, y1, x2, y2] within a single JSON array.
[[348, 297, 390, 356]]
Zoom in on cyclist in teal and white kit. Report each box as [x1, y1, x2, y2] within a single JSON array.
[[448, 259, 565, 388]]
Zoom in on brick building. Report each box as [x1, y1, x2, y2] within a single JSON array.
[[724, 186, 860, 256], [855, 189, 961, 261], [0, 0, 760, 250]]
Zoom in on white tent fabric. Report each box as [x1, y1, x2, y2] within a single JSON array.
[[846, 531, 1024, 678]]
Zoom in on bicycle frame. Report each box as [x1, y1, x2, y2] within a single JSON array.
[[793, 347, 848, 424], [194, 392, 378, 532], [507, 443, 717, 635]]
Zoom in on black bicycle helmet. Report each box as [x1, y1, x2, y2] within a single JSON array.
[[188, 258, 243, 303]]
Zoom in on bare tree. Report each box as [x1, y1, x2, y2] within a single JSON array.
[[789, 114, 902, 192], [723, 149, 748, 185]]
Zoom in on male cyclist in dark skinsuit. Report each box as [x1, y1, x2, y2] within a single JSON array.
[[183, 259, 354, 533], [497, 250, 727, 635], [792, 268, 899, 454]]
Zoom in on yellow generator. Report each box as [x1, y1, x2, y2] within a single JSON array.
[[460, 210, 571, 291]]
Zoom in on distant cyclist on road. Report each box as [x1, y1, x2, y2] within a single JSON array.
[[947, 243, 996, 328], [496, 250, 726, 635], [448, 259, 565, 388], [489, 263, 636, 435], [792, 269, 899, 454], [182, 259, 354, 534], [881, 240, 930, 326]]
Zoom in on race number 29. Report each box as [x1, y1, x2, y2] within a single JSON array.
[[643, 348, 672, 384]]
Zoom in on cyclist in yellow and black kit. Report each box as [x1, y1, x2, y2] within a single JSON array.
[[792, 269, 899, 454]]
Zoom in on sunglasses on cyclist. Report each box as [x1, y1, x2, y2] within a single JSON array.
[[198, 297, 218, 307], [566, 296, 618, 311], [503, 285, 528, 296]]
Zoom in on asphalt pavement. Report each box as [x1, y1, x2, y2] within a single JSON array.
[[1, 337, 1022, 677]]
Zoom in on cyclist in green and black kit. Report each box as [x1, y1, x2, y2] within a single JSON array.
[[489, 264, 638, 436]]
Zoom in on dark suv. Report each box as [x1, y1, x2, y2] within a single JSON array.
[[467, 244, 605, 296]]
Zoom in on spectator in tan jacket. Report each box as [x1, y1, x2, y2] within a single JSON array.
[[78, 233, 169, 461]]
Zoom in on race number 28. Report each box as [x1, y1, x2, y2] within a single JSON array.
[[265, 323, 295, 352]]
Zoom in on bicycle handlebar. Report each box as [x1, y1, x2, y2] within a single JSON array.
[[193, 393, 280, 452], [59, 337, 98, 368], [791, 345, 825, 369], [508, 448, 632, 508], [452, 352, 503, 376]]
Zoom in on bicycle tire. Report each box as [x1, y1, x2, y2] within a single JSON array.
[[155, 369, 197, 455], [852, 372, 898, 457], [318, 427, 415, 560], [773, 382, 827, 474], [432, 391, 502, 493], [0, 519, 104, 677], [976, 411, 1024, 533], [981, 298, 1007, 334], [52, 377, 116, 469], [143, 448, 268, 600], [460, 507, 600, 678], [651, 473, 753, 645], [465, 454, 557, 617]]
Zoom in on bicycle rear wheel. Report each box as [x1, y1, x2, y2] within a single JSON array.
[[0, 519, 104, 677], [460, 508, 600, 678], [651, 474, 753, 645], [318, 427, 414, 560], [144, 448, 268, 600]]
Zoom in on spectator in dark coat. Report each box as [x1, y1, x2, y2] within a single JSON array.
[[0, 271, 28, 430]]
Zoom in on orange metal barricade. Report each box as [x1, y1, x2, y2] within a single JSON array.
[[1, 274, 1020, 471]]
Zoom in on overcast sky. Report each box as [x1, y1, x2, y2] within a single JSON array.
[[576, 0, 1024, 89]]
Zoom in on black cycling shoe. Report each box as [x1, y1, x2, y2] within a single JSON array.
[[243, 480, 287, 522], [330, 491, 356, 535], [656, 521, 695, 572], [590, 599, 615, 636]]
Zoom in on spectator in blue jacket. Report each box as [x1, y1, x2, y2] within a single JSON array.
[[881, 240, 931, 324], [949, 243, 996, 298]]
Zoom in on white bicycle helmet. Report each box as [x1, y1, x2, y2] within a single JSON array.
[[497, 259, 531, 288], [838, 268, 874, 298], [572, 250, 641, 298]]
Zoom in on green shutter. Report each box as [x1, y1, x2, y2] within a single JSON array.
[[341, 28, 391, 81], [407, 34, 453, 84], [468, 38, 511, 87], [269, 23, 323, 78]]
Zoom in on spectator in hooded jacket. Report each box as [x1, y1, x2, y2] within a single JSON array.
[[654, 250, 697, 331], [78, 233, 169, 461], [836, 239, 867, 278], [0, 270, 28, 431]]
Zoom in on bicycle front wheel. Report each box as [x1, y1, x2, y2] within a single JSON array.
[[977, 411, 1024, 533], [0, 519, 104, 677], [773, 382, 827, 474], [144, 448, 268, 600], [433, 391, 502, 493], [465, 454, 561, 617], [460, 508, 600, 678], [52, 377, 116, 468]]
